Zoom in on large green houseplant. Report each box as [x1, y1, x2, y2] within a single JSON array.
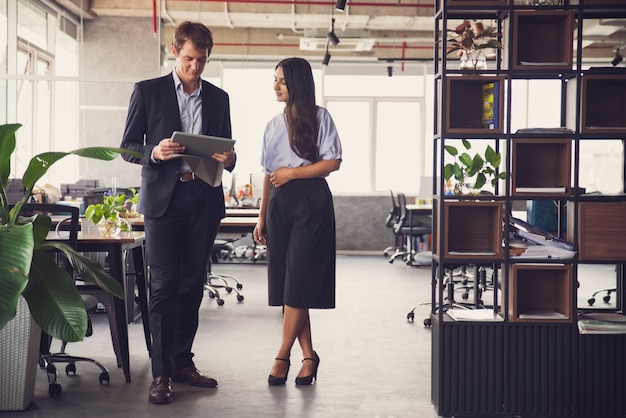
[[0, 123, 141, 343]]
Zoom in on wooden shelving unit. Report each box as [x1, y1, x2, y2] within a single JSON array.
[[444, 75, 505, 134], [509, 10, 575, 71], [511, 138, 571, 197], [431, 1, 626, 417], [507, 264, 572, 323], [567, 73, 626, 134]]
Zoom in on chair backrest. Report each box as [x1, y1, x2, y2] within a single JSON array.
[[393, 192, 409, 234], [385, 190, 400, 228], [20, 203, 80, 249]]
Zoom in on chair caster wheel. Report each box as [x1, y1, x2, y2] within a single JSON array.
[[225, 287, 233, 294], [423, 317, 432, 327], [65, 363, 76, 375], [217, 299, 225, 306], [407, 311, 415, 322], [99, 372, 110, 384], [237, 283, 243, 290], [208, 291, 216, 299], [49, 383, 62, 397], [237, 294, 245, 302]]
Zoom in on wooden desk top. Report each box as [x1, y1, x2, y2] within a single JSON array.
[[225, 207, 260, 216], [220, 216, 258, 227], [47, 230, 145, 244]]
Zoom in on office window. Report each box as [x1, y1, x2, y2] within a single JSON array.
[[17, 0, 48, 50], [325, 100, 372, 194], [0, 1, 7, 123], [375, 101, 422, 193]]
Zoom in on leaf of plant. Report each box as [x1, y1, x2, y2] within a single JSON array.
[[23, 250, 87, 342], [475, 173, 487, 189], [444, 145, 458, 156], [0, 223, 33, 329]]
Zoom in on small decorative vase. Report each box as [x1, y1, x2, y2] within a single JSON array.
[[97, 217, 132, 237], [454, 182, 480, 196], [98, 218, 121, 237], [459, 49, 487, 70]]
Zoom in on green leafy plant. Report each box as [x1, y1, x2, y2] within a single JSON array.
[[0, 123, 143, 342], [443, 139, 506, 190], [85, 193, 127, 225], [120, 187, 140, 218]]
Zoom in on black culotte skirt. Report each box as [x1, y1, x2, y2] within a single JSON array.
[[266, 177, 336, 309]]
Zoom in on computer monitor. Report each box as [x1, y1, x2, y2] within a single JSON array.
[[417, 176, 434, 201]]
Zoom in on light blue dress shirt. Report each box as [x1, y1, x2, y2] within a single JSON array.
[[173, 70, 202, 172], [260, 107, 342, 176]]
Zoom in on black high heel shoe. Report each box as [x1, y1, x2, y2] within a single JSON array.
[[268, 357, 290, 385], [295, 351, 320, 385]]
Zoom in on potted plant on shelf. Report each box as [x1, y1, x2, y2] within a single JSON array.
[[0, 123, 142, 410], [443, 139, 506, 196], [447, 20, 502, 70]]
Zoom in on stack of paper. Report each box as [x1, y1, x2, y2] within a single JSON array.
[[578, 313, 626, 334], [446, 309, 503, 322]]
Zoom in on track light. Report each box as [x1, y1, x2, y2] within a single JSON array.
[[323, 51, 331, 66], [327, 31, 340, 46], [336, 0, 347, 11], [323, 42, 331, 66], [327, 18, 340, 46], [611, 48, 623, 67]]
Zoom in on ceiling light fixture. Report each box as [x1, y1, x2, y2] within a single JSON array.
[[323, 42, 331, 66], [327, 18, 340, 46], [611, 47, 624, 66], [336, 0, 347, 12]]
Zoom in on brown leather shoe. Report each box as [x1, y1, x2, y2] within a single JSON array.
[[173, 366, 218, 387], [148, 376, 173, 404]]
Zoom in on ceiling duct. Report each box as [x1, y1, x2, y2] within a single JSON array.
[[299, 28, 375, 52]]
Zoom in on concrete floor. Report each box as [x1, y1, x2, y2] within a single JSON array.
[[6, 255, 438, 418]]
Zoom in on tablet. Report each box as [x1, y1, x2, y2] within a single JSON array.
[[171, 131, 235, 158]]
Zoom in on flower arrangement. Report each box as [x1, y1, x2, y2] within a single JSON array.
[[447, 20, 502, 69]]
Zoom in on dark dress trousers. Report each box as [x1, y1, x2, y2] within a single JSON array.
[[120, 73, 233, 378]]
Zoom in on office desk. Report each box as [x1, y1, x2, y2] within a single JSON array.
[[225, 207, 260, 217], [46, 231, 147, 384], [219, 216, 258, 235]]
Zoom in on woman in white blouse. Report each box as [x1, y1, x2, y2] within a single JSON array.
[[253, 57, 342, 386]]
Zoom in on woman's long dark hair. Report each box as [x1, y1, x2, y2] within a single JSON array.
[[277, 57, 320, 163]]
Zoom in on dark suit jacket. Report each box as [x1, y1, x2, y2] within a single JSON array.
[[120, 73, 233, 219]]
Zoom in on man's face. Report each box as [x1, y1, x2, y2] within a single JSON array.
[[171, 40, 208, 86]]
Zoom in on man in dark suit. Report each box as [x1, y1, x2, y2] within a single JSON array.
[[120, 21, 235, 405]]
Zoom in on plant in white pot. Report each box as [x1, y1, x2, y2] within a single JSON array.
[[0, 123, 142, 410]]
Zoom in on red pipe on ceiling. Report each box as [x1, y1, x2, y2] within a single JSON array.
[[215, 42, 432, 51], [180, 0, 433, 9]]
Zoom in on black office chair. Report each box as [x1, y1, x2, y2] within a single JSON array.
[[205, 240, 245, 305], [22, 204, 114, 396], [388, 192, 431, 264], [383, 190, 402, 258]]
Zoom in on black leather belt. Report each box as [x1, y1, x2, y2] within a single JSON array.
[[179, 172, 198, 182]]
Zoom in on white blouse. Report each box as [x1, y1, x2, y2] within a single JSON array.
[[260, 106, 342, 176]]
